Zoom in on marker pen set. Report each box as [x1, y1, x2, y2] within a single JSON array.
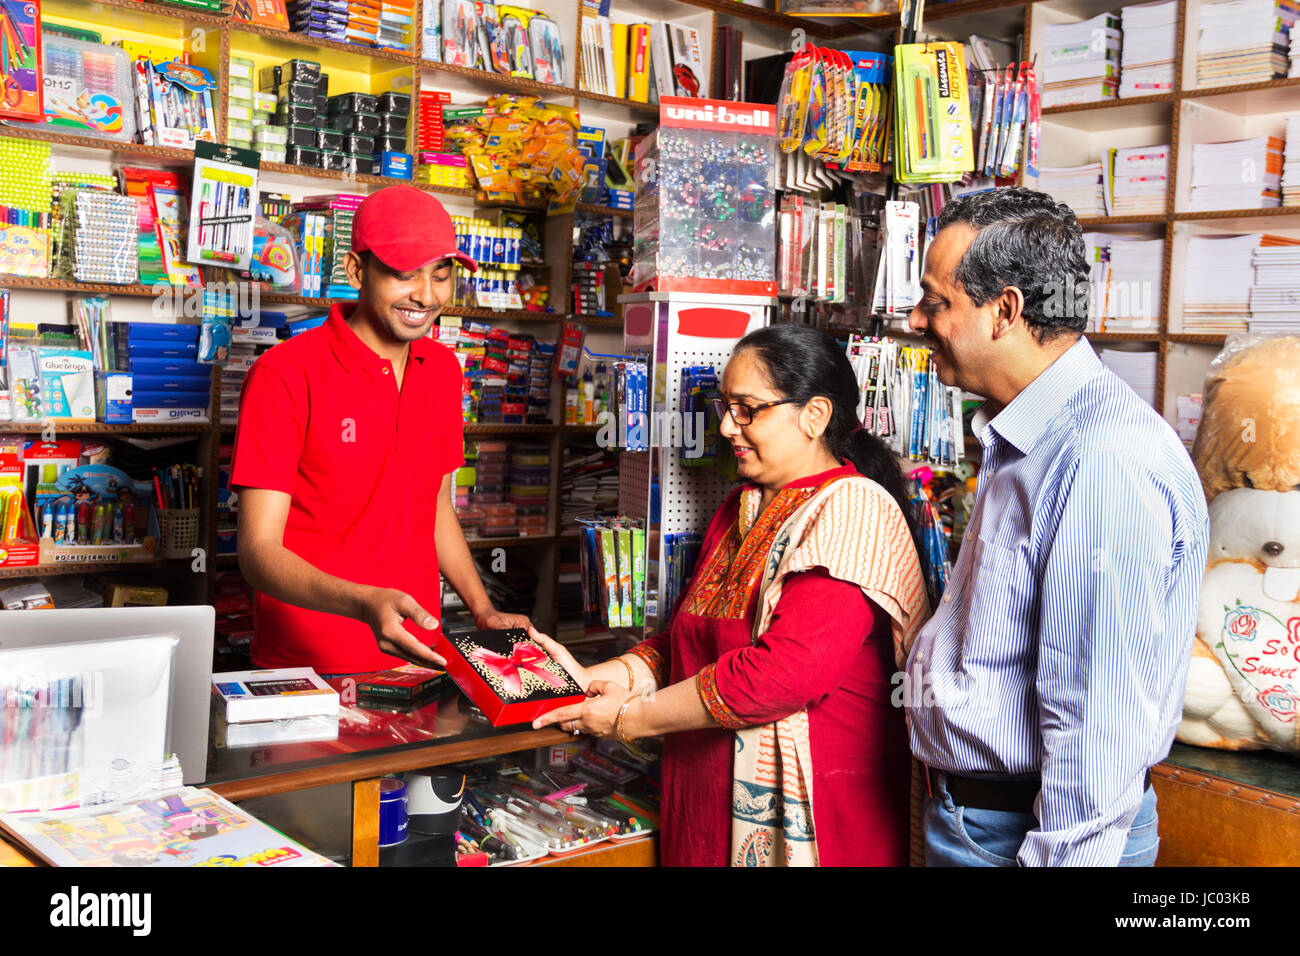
[[187, 142, 260, 272], [39, 498, 137, 546], [132, 57, 219, 149]]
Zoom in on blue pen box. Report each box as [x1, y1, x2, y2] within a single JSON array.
[[377, 151, 412, 179]]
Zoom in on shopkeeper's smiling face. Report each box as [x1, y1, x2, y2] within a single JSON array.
[[345, 250, 454, 343], [718, 349, 807, 490]]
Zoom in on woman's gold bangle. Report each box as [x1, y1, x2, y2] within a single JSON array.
[[618, 656, 635, 692], [615, 697, 637, 744]]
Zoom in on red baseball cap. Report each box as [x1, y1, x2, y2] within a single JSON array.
[[351, 184, 477, 273]]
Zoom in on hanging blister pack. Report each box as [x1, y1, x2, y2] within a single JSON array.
[[529, 15, 566, 86], [443, 0, 479, 67], [894, 42, 974, 184]]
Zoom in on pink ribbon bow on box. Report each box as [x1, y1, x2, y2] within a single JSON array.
[[469, 642, 567, 697]]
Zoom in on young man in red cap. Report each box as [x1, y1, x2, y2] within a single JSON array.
[[232, 185, 529, 674]]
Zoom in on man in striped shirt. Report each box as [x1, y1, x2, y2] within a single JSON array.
[[905, 188, 1209, 866]]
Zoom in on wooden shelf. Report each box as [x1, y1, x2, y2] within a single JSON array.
[[1, 422, 210, 434], [422, 59, 574, 98], [1181, 76, 1300, 112], [228, 22, 418, 69], [0, 558, 169, 580], [576, 90, 660, 118], [1086, 331, 1160, 342], [45, 0, 229, 30], [466, 534, 558, 550], [1076, 214, 1168, 226], [0, 126, 195, 164], [1167, 333, 1228, 345], [464, 423, 558, 436], [576, 203, 634, 219], [671, 0, 850, 33], [1173, 206, 1300, 223], [1042, 93, 1175, 115]]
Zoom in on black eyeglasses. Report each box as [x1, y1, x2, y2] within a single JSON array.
[[711, 397, 799, 425]]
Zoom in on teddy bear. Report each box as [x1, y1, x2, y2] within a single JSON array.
[[1178, 335, 1300, 753]]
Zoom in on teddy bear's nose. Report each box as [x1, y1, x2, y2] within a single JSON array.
[[1263, 541, 1285, 557]]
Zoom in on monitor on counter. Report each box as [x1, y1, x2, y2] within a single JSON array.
[[0, 605, 215, 784]]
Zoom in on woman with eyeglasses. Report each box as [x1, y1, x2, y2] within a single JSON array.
[[531, 324, 931, 866]]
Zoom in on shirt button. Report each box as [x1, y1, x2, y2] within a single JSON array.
[[382, 367, 390, 375]]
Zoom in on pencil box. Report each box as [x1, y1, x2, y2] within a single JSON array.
[[41, 36, 136, 142], [375, 134, 407, 153], [321, 149, 348, 171], [285, 145, 323, 167], [377, 112, 408, 135], [131, 373, 213, 391], [128, 323, 200, 342], [283, 124, 317, 148], [327, 111, 381, 133], [347, 154, 376, 175], [316, 129, 345, 151], [346, 133, 375, 155], [379, 91, 411, 114], [131, 389, 211, 407], [329, 92, 378, 114], [276, 102, 317, 125], [130, 357, 208, 375]]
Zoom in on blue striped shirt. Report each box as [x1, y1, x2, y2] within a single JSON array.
[[905, 338, 1209, 866]]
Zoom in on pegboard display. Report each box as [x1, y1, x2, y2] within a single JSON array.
[[618, 292, 772, 631]]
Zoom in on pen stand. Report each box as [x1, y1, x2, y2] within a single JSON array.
[[159, 508, 200, 559]]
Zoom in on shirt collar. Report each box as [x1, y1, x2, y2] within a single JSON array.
[[986, 336, 1102, 455], [323, 302, 434, 375]]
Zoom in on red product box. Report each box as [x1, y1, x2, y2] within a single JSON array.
[[435, 628, 584, 726]]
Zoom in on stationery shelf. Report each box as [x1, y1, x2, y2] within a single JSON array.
[[576, 90, 661, 116], [463, 423, 560, 436], [227, 23, 419, 71], [1042, 92, 1176, 115], [1076, 214, 1169, 225], [1167, 333, 1228, 344], [0, 422, 211, 434], [576, 203, 634, 218], [465, 534, 560, 549], [421, 60, 574, 97], [0, 558, 170, 580], [1173, 206, 1300, 222]]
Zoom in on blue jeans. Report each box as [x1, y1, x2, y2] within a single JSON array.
[[923, 773, 1159, 867]]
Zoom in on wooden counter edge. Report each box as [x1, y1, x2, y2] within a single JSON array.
[[206, 727, 575, 802], [1152, 761, 1300, 867]]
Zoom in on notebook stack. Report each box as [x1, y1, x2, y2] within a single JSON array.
[[1101, 237, 1164, 331], [1042, 13, 1121, 106], [1109, 144, 1170, 214], [1039, 162, 1106, 217], [1248, 237, 1300, 332], [1097, 347, 1158, 407], [1284, 115, 1300, 205], [1188, 136, 1283, 210], [1120, 0, 1178, 97], [1196, 0, 1299, 87], [1182, 233, 1261, 333]]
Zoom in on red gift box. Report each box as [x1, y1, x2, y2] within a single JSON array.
[[434, 628, 584, 726]]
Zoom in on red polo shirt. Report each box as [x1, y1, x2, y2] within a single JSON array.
[[230, 303, 464, 673]]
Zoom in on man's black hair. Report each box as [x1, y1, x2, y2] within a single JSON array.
[[935, 187, 1093, 343]]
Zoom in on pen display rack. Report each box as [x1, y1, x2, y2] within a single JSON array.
[[159, 507, 201, 559]]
